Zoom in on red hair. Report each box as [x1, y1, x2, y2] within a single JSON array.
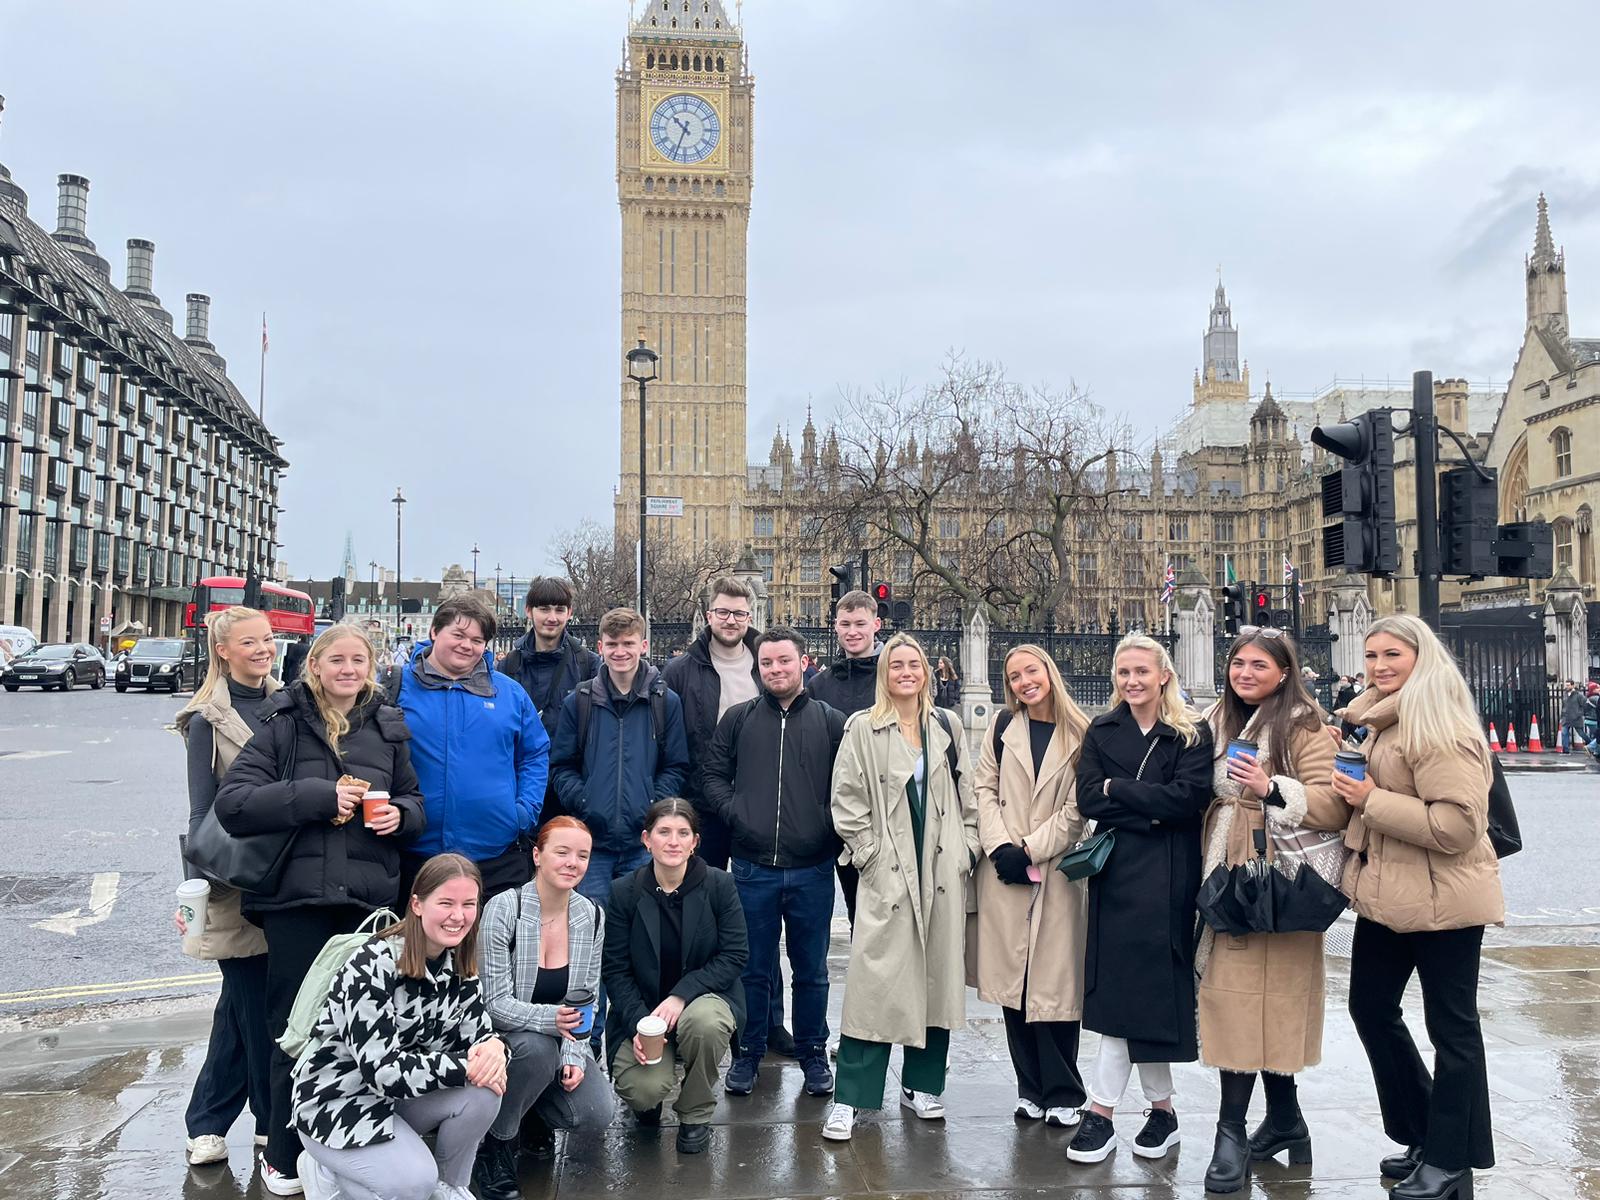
[[535, 816, 592, 855]]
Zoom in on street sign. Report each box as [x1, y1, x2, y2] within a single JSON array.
[[99, 616, 111, 633], [646, 496, 684, 518]]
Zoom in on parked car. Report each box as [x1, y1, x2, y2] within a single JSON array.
[[1, 643, 108, 691], [115, 638, 199, 693]]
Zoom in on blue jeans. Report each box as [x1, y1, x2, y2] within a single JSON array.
[[577, 844, 652, 1047], [730, 856, 834, 1060]]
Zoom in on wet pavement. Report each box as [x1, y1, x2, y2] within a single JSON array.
[[2, 932, 1598, 1199]]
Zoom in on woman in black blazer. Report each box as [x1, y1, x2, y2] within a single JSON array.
[[1066, 635, 1213, 1167], [602, 797, 748, 1155]]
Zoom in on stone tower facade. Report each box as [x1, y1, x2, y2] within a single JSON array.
[[1193, 279, 1251, 407], [616, 0, 752, 547]]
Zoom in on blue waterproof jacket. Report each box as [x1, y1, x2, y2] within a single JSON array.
[[395, 643, 550, 862], [548, 662, 689, 854]]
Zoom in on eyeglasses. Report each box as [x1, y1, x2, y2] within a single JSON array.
[[1238, 626, 1286, 639], [709, 608, 752, 622]]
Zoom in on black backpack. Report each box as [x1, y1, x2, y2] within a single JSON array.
[[931, 707, 963, 789], [988, 708, 1014, 766]]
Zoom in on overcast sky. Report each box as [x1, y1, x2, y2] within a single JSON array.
[[4, 1, 1598, 582]]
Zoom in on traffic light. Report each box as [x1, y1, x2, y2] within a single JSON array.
[[242, 569, 263, 611], [1494, 520, 1555, 579], [1439, 467, 1499, 577], [1252, 586, 1273, 628], [1222, 582, 1248, 636], [1312, 409, 1398, 575], [329, 575, 348, 622], [872, 581, 892, 621], [891, 599, 913, 627], [828, 562, 855, 617]]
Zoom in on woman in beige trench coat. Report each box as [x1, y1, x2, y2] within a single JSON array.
[[1198, 629, 1346, 1194], [823, 633, 980, 1143], [973, 645, 1091, 1128]]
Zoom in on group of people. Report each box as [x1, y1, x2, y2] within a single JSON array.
[[173, 575, 1502, 1200]]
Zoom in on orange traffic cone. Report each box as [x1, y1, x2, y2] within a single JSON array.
[[1487, 723, 1502, 752], [1505, 722, 1519, 752], [1528, 716, 1545, 753]]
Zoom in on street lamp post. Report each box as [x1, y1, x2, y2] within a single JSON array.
[[392, 487, 406, 634], [626, 334, 660, 625], [471, 543, 480, 591]]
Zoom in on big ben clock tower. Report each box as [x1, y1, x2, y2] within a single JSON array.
[[617, 0, 752, 549]]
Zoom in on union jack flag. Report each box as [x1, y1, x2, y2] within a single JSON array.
[[1282, 556, 1304, 603], [1160, 561, 1176, 605]]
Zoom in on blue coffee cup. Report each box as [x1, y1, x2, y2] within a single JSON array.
[[565, 988, 597, 1037], [1334, 750, 1367, 782], [1227, 737, 1258, 765]]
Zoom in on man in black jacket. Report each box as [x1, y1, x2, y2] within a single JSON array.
[[703, 627, 846, 1100], [805, 590, 884, 927]]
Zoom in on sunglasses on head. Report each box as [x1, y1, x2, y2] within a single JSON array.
[[1238, 625, 1286, 639]]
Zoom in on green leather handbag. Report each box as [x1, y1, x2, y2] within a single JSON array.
[[1057, 826, 1115, 881]]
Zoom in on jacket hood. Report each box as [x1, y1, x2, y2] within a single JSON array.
[[516, 629, 583, 661], [643, 853, 708, 898], [826, 644, 883, 679], [598, 658, 663, 705]]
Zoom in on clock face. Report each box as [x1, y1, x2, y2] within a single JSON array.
[[649, 93, 721, 165]]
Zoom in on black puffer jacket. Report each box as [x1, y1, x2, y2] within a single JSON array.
[[806, 646, 882, 716], [214, 683, 426, 915], [701, 690, 846, 868]]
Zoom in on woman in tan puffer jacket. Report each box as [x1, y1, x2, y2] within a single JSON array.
[[1336, 615, 1502, 1200]]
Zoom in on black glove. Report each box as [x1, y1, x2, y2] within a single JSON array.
[[989, 842, 1033, 885]]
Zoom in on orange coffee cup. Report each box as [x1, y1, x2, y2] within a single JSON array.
[[362, 790, 390, 828]]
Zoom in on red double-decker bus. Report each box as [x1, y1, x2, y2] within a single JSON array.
[[185, 576, 316, 638]]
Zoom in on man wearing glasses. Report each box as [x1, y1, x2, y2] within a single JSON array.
[[665, 577, 796, 1055]]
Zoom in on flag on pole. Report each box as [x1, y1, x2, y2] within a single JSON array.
[[261, 313, 269, 354], [1160, 561, 1176, 605], [1224, 556, 1237, 586], [1282, 555, 1304, 603]]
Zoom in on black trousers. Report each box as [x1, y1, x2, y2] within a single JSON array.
[[1001, 1000, 1086, 1111], [837, 862, 859, 929], [1348, 917, 1494, 1171], [260, 905, 368, 1176], [185, 953, 272, 1138]]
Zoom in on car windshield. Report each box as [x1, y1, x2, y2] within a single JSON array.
[[28, 645, 75, 660], [135, 639, 187, 659]]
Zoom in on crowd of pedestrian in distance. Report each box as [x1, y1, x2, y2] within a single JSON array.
[[172, 574, 1503, 1200]]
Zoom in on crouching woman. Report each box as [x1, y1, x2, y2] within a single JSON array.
[[291, 854, 507, 1200]]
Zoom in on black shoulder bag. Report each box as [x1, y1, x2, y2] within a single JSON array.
[[184, 716, 304, 894]]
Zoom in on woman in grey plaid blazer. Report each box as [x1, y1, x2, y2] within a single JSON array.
[[472, 818, 613, 1198]]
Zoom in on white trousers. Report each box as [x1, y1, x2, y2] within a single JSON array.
[[1085, 1035, 1174, 1108]]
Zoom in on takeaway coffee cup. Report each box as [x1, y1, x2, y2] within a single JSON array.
[[362, 790, 390, 828], [1334, 750, 1368, 782], [1226, 737, 1258, 765], [565, 987, 597, 1037], [637, 1014, 668, 1065], [176, 878, 210, 938]]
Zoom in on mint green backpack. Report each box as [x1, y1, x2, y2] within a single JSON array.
[[277, 908, 397, 1060]]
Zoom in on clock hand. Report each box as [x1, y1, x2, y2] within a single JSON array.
[[676, 117, 691, 136]]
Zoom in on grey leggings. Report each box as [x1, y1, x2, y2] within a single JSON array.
[[300, 1086, 500, 1200]]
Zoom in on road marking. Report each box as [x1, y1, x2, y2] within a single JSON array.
[[0, 971, 220, 1005], [31, 872, 120, 936], [0, 749, 70, 761]]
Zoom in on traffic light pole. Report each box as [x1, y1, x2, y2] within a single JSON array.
[[1411, 370, 1441, 630]]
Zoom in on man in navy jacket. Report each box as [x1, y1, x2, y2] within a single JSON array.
[[391, 595, 549, 901]]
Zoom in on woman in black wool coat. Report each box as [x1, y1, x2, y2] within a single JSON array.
[[1065, 634, 1213, 1167]]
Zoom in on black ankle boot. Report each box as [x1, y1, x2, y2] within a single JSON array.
[[1247, 1114, 1312, 1164], [1393, 1164, 1473, 1200], [1381, 1145, 1425, 1180], [472, 1133, 523, 1200], [1204, 1121, 1250, 1194]]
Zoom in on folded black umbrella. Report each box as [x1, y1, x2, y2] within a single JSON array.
[[1198, 829, 1348, 936]]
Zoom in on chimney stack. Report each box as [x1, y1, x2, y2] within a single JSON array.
[[0, 95, 27, 212], [52, 173, 110, 279], [185, 293, 213, 347], [124, 238, 174, 329]]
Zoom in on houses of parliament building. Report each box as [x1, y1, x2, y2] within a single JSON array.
[[615, 3, 1597, 629]]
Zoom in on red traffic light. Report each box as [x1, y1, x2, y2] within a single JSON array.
[[1254, 591, 1270, 609], [873, 582, 891, 601]]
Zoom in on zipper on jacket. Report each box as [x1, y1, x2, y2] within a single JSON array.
[[772, 709, 787, 866]]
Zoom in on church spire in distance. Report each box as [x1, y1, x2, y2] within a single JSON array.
[[1526, 193, 1568, 341]]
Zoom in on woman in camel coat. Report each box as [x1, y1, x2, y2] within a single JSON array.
[[973, 644, 1090, 1127], [1197, 629, 1348, 1193]]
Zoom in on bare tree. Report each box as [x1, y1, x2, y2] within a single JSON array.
[[814, 356, 1138, 629], [549, 521, 741, 622]]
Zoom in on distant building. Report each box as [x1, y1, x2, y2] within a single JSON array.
[[0, 96, 285, 642]]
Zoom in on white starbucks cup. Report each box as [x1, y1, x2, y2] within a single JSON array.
[[176, 878, 211, 938]]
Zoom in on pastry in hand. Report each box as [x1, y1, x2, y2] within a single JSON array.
[[332, 774, 372, 825]]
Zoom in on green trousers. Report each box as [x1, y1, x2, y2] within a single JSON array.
[[835, 1028, 950, 1110]]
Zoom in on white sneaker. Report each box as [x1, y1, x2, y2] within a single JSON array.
[[1014, 1098, 1045, 1120], [185, 1134, 229, 1165], [822, 1102, 856, 1141], [261, 1160, 304, 1196], [899, 1088, 945, 1119], [1046, 1106, 1082, 1128], [429, 1185, 474, 1200], [255, 1134, 269, 1148], [297, 1152, 344, 1200]]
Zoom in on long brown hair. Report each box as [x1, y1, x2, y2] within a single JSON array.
[[378, 853, 483, 980], [1214, 631, 1326, 776], [1000, 644, 1090, 765]]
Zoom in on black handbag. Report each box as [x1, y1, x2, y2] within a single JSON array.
[[1486, 755, 1521, 859], [184, 716, 302, 893]]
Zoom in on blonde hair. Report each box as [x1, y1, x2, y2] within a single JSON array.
[[1365, 615, 1487, 761], [868, 632, 935, 726], [304, 624, 378, 753], [1001, 644, 1090, 757], [185, 606, 272, 712], [1110, 634, 1201, 747]]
